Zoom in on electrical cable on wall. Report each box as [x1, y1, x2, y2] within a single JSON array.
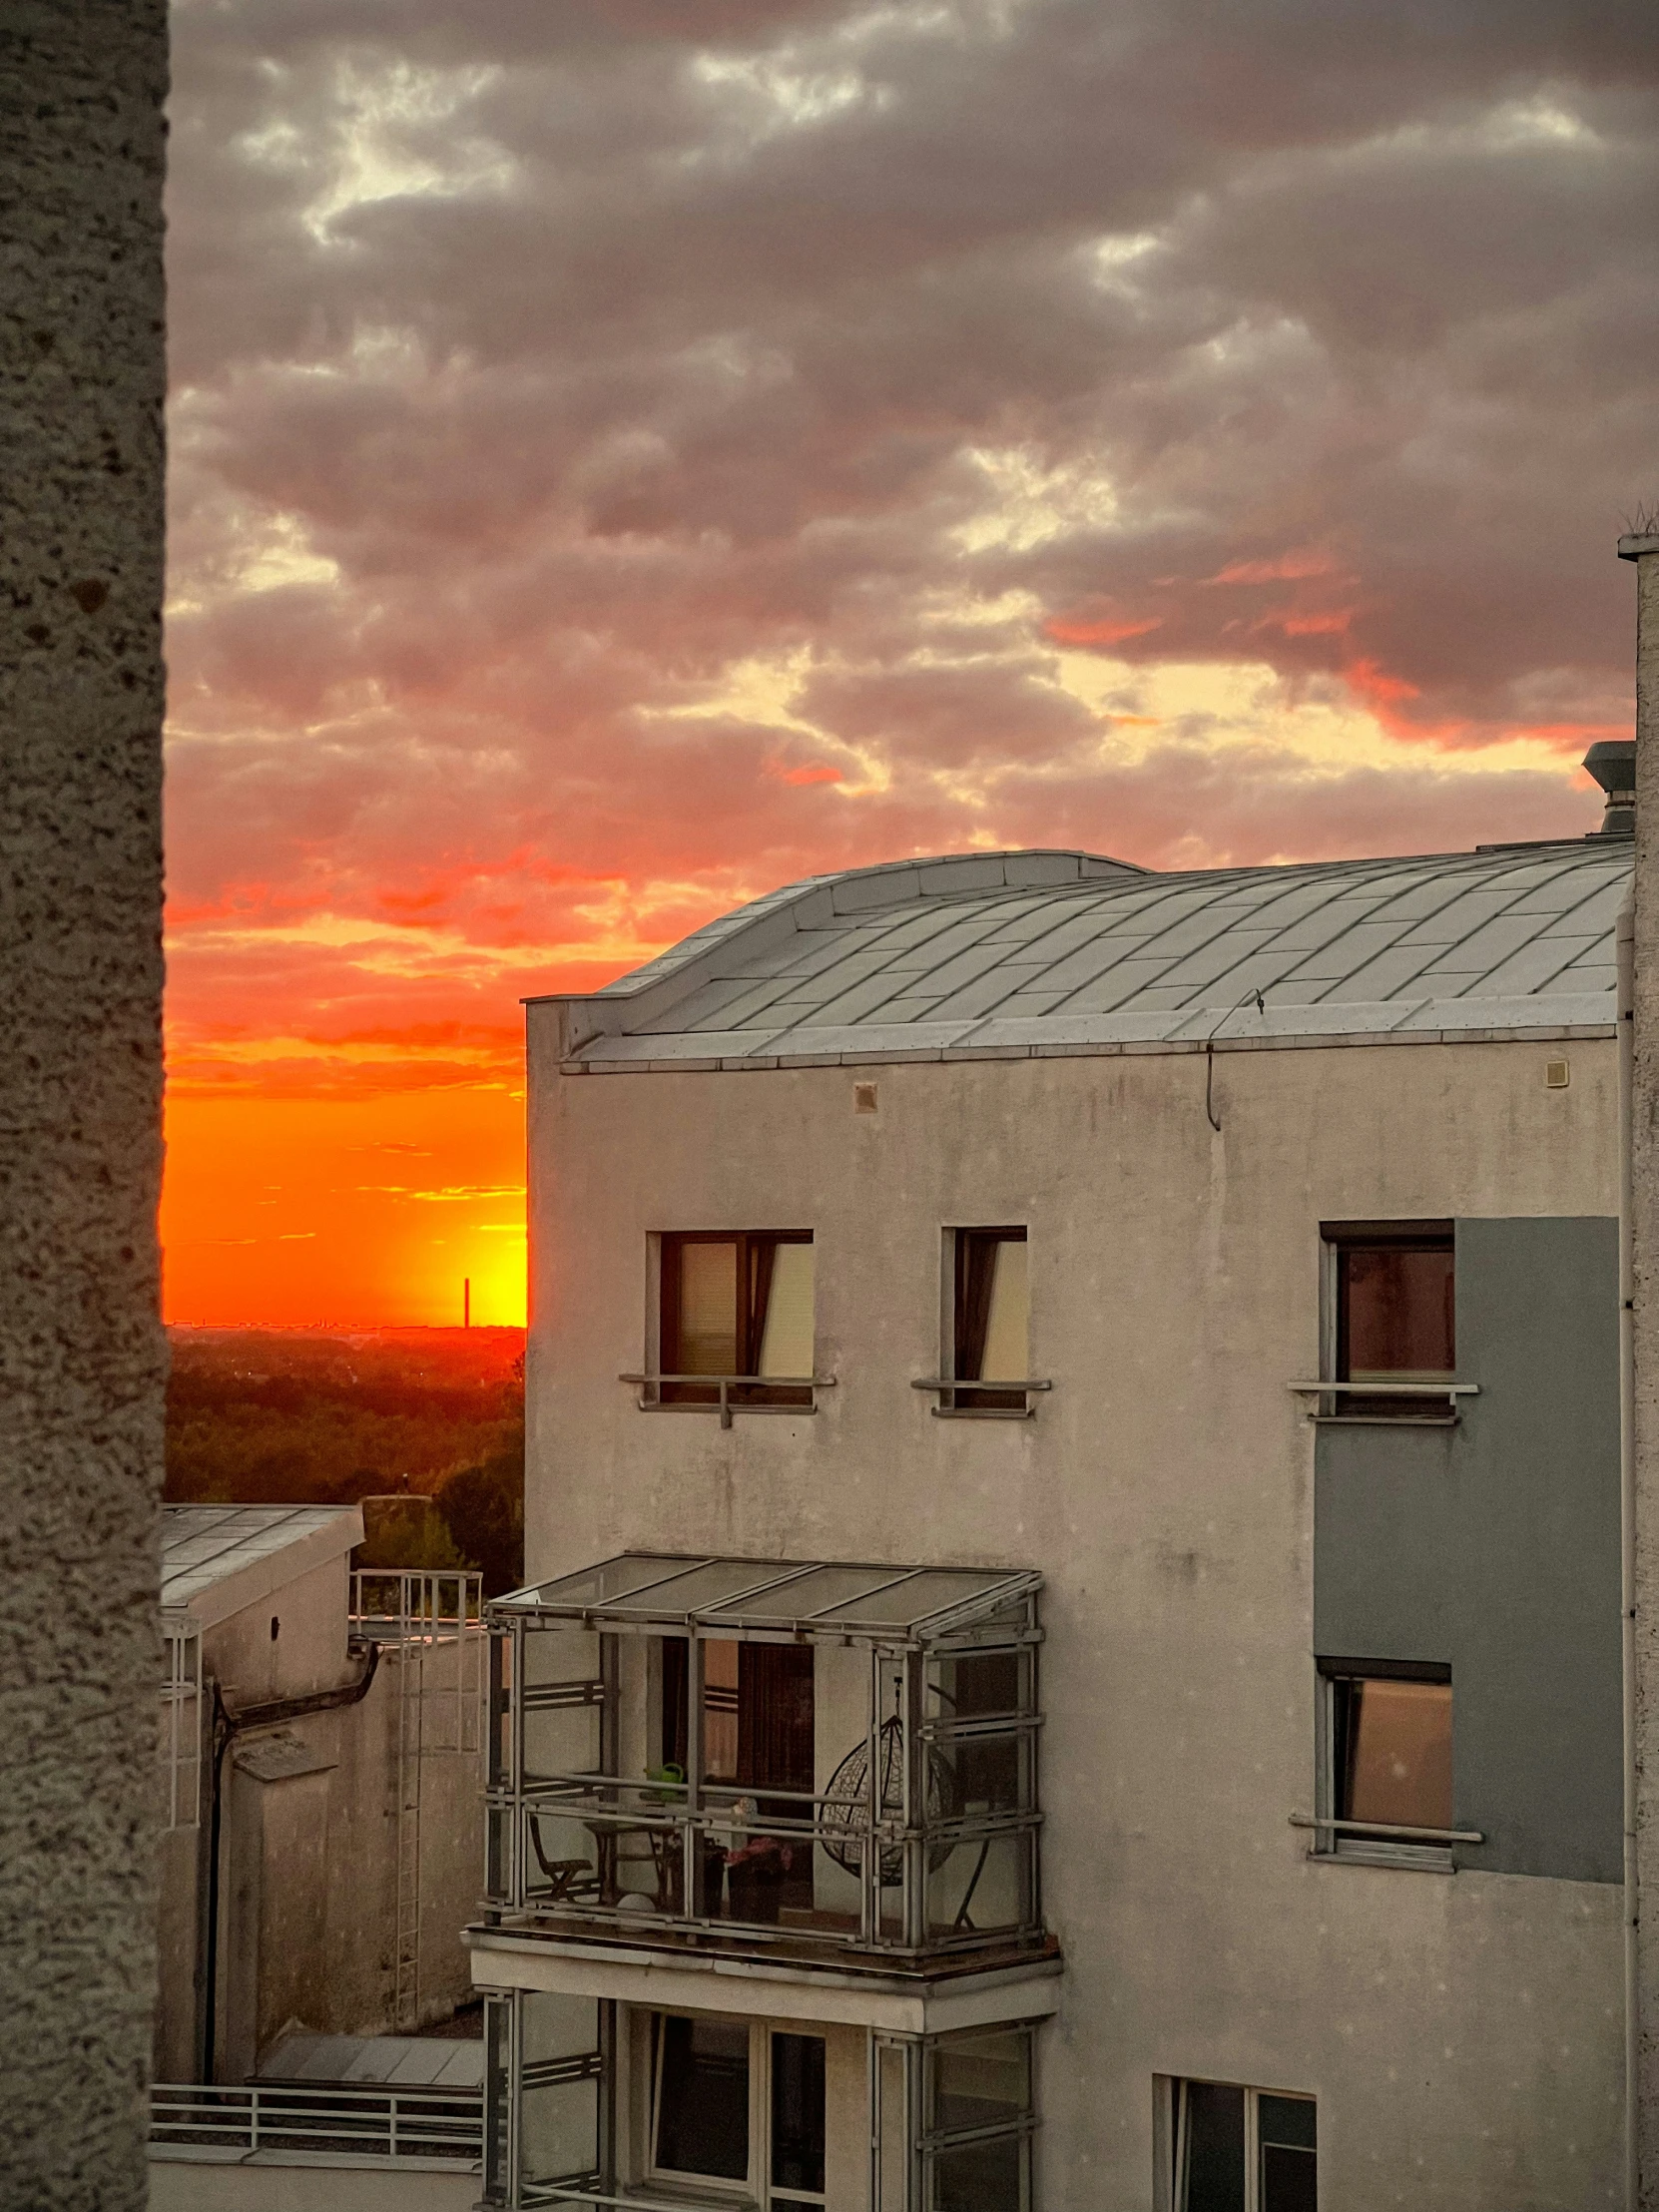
[[1205, 988, 1267, 1133]]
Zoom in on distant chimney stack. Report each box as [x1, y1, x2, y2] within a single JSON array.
[[1585, 738, 1636, 837]]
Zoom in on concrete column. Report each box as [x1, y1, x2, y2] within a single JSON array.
[[0, 6, 169, 2208], [1625, 527, 1659, 2206]]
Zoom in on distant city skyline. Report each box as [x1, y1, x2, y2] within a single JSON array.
[[160, 0, 1653, 1324]]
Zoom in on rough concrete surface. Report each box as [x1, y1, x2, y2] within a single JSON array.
[[1628, 537, 1659, 2206], [0, 4, 169, 2205]]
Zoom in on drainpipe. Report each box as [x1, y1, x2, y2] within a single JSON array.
[[199, 1642, 380, 2083], [1619, 523, 1659, 2212], [1623, 894, 1638, 2212]]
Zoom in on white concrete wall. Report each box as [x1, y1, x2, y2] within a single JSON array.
[[207, 1553, 356, 1706], [156, 1580, 484, 2080], [527, 1020, 1623, 2211], [147, 2157, 478, 2212]]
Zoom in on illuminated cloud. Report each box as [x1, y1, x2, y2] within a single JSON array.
[[160, 0, 1655, 1321]]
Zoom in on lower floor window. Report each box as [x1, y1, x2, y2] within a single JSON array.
[[650, 2013, 828, 2208], [772, 2028, 828, 2200], [1171, 2080, 1316, 2212], [653, 2014, 752, 2182]]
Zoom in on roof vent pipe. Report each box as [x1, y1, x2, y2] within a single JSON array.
[[1586, 739, 1636, 838]]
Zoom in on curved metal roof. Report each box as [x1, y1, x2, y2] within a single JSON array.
[[551, 836, 1629, 1067]]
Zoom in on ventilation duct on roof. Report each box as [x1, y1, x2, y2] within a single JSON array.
[[1584, 739, 1635, 838]]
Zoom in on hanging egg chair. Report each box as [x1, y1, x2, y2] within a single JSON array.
[[820, 1706, 960, 1887]]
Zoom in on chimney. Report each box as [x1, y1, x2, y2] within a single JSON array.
[[1586, 738, 1636, 837], [1620, 523, 1659, 775]]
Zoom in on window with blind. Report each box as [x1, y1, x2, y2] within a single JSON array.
[[659, 1232, 816, 1407], [1326, 1221, 1454, 1417], [1318, 1659, 1453, 1868], [949, 1228, 1029, 1412]]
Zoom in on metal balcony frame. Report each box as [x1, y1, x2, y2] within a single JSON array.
[[482, 1555, 1045, 1963]]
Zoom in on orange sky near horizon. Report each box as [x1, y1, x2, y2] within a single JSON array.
[[161, 1079, 530, 1330]]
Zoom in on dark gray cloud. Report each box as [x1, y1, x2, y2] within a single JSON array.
[[164, 0, 1659, 1035]]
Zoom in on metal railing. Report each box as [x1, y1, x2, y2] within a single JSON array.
[[619, 1370, 836, 1427], [1288, 1379, 1479, 1416], [488, 1775, 1041, 1957], [150, 2080, 482, 2164], [910, 1376, 1053, 1418], [161, 1617, 202, 1832]]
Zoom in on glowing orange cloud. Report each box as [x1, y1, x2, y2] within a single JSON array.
[[765, 760, 844, 787], [1207, 551, 1342, 585], [1043, 614, 1164, 647], [1271, 609, 1355, 636]]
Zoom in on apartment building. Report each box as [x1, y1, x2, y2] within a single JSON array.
[[477, 763, 1632, 2210]]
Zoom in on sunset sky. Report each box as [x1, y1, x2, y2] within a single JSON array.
[[160, 0, 1656, 1328]]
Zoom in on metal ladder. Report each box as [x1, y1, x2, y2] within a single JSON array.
[[350, 1570, 484, 2033]]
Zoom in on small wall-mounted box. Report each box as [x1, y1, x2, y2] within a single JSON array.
[[1545, 1058, 1570, 1090], [853, 1081, 878, 1113]]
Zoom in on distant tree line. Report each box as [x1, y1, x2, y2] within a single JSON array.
[[165, 1328, 526, 1593]]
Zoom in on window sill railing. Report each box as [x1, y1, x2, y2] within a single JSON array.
[[910, 1378, 1053, 1419], [1289, 1814, 1484, 1845], [620, 1373, 836, 1428], [1287, 1380, 1478, 1423]]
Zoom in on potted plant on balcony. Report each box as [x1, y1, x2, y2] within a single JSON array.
[[724, 1798, 795, 1925], [641, 1765, 725, 1915]]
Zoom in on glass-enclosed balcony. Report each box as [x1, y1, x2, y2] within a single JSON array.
[[479, 1989, 1044, 2211], [483, 1553, 1044, 1958]]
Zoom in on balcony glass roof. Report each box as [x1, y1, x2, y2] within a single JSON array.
[[492, 1551, 1040, 1638]]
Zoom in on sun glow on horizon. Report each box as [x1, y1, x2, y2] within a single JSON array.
[[162, 1083, 528, 1329]]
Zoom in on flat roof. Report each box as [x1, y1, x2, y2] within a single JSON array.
[[537, 837, 1630, 1069], [258, 2031, 482, 2091], [161, 1504, 363, 1630], [492, 1551, 1040, 1639]]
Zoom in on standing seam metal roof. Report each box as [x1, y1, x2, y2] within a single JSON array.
[[555, 838, 1630, 1065]]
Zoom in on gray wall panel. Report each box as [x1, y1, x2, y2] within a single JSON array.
[[1315, 1217, 1621, 1882]]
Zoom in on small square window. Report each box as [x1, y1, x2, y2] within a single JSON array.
[[1168, 2079, 1316, 2212], [1324, 1221, 1453, 1417], [658, 1231, 815, 1407], [1318, 1660, 1453, 1868]]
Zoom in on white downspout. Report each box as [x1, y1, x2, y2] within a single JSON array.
[[1622, 892, 1639, 2212]]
